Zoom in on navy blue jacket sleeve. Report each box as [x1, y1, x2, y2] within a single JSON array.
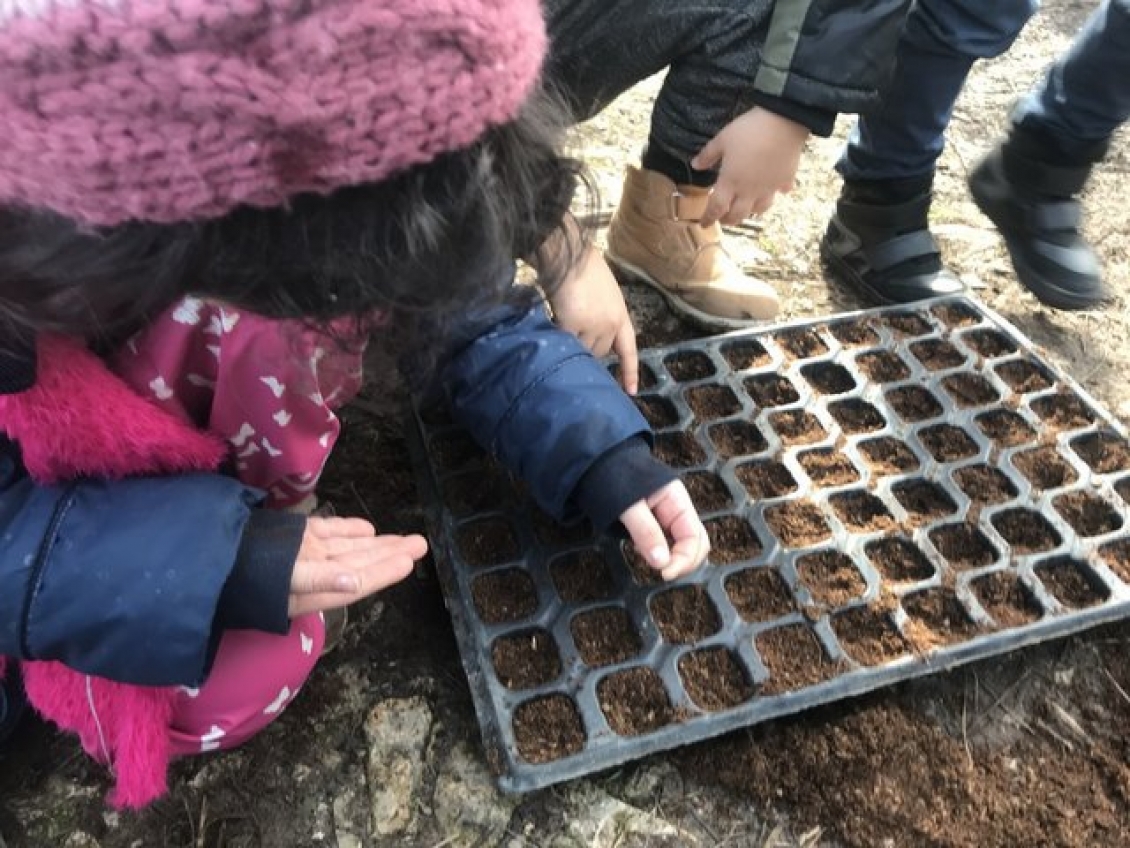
[[437, 295, 668, 528], [0, 441, 301, 687]]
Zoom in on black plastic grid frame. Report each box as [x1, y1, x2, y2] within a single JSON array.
[[405, 295, 1130, 793]]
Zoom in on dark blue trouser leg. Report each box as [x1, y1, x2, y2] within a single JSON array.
[[838, 0, 1039, 182]]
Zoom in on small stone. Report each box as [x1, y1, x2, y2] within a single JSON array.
[[432, 739, 518, 843], [364, 696, 434, 837], [62, 834, 99, 848]]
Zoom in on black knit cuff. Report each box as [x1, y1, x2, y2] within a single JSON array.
[[217, 509, 306, 634], [573, 437, 677, 532]]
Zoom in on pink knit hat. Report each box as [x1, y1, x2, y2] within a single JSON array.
[[0, 0, 547, 226]]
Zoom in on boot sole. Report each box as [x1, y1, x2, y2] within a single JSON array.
[[605, 253, 778, 331]]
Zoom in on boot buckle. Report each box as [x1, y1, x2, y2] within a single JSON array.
[[668, 189, 708, 223]]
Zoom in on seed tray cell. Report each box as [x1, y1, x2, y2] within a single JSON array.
[[406, 295, 1130, 793]]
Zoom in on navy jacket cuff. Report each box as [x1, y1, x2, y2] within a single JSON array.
[[217, 510, 306, 634], [573, 437, 677, 532]]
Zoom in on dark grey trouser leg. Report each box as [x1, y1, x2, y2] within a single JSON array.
[[542, 0, 773, 161]]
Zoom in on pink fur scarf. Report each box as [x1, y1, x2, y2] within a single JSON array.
[[0, 334, 226, 808]]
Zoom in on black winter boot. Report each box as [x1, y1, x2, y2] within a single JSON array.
[[821, 177, 965, 305], [968, 129, 1107, 310]]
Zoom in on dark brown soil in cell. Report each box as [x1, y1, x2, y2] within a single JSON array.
[[726, 566, 795, 622], [1012, 445, 1078, 490], [909, 339, 965, 371], [744, 373, 801, 407], [928, 523, 999, 570], [679, 648, 756, 711], [492, 629, 561, 689], [797, 551, 866, 607], [892, 480, 959, 523], [735, 460, 798, 499], [1099, 540, 1130, 582], [634, 395, 679, 428], [902, 589, 980, 650], [940, 373, 1000, 407], [801, 362, 856, 395], [765, 500, 833, 547], [704, 515, 763, 563], [971, 572, 1042, 629], [471, 569, 538, 624], [444, 467, 510, 514], [960, 328, 1017, 358], [1053, 490, 1123, 537], [994, 359, 1054, 394], [975, 409, 1037, 447], [720, 339, 771, 370], [953, 465, 1018, 506], [768, 410, 828, 445], [664, 350, 714, 381], [866, 537, 934, 582], [709, 420, 768, 457], [622, 542, 663, 586], [531, 509, 593, 546], [830, 490, 896, 532], [918, 424, 980, 462], [684, 471, 733, 512], [798, 449, 860, 487], [1070, 430, 1130, 474], [611, 361, 657, 390], [513, 694, 585, 763], [757, 625, 838, 694], [886, 385, 943, 422], [883, 311, 933, 337], [456, 518, 520, 567], [859, 436, 920, 475], [1035, 557, 1108, 609], [651, 585, 722, 643], [653, 431, 707, 467], [598, 667, 674, 735], [931, 301, 981, 328], [991, 509, 1062, 554], [550, 551, 616, 604], [855, 350, 912, 383], [1031, 392, 1096, 432], [571, 606, 640, 667], [685, 384, 742, 421], [431, 430, 485, 470], [828, 319, 880, 347], [775, 328, 829, 359], [828, 399, 886, 434], [832, 607, 910, 666]]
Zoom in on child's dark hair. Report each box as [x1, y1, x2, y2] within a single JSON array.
[[0, 85, 590, 356]]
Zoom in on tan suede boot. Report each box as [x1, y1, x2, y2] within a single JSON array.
[[606, 165, 780, 328]]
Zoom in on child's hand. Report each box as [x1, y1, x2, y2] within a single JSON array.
[[288, 516, 427, 617], [619, 480, 710, 581], [691, 107, 809, 227], [547, 243, 640, 395]]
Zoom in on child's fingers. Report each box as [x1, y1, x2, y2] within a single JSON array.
[[647, 482, 711, 580], [614, 323, 640, 396], [699, 185, 732, 228], [619, 500, 671, 571], [691, 136, 723, 173]]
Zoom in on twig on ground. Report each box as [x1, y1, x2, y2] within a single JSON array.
[[1103, 668, 1130, 706]]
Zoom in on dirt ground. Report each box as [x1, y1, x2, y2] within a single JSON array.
[[2, 1, 1129, 846]]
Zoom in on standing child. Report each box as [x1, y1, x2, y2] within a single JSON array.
[[0, 0, 709, 807], [538, 0, 911, 341]]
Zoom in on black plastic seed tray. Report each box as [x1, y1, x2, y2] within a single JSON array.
[[406, 295, 1130, 793]]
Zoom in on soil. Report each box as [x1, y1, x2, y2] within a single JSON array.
[[634, 394, 679, 428], [756, 625, 839, 694], [855, 349, 912, 382], [995, 358, 1055, 393], [918, 423, 981, 461], [886, 384, 944, 421], [1071, 430, 1130, 474], [892, 479, 960, 523], [570, 606, 640, 667], [708, 419, 768, 457], [734, 459, 798, 499], [829, 491, 896, 533], [663, 350, 714, 382], [767, 409, 828, 445], [971, 571, 1042, 628], [720, 338, 771, 370], [726, 566, 796, 622], [800, 362, 856, 395], [703, 515, 763, 563], [492, 629, 561, 690], [1030, 390, 1096, 432], [775, 328, 829, 359], [882, 311, 934, 338], [952, 465, 1018, 505], [513, 695, 585, 763], [827, 319, 880, 348], [650, 586, 721, 643], [653, 431, 707, 467], [679, 648, 756, 711], [975, 408, 1038, 446], [960, 328, 1018, 359], [796, 551, 866, 607], [1012, 444, 1080, 490], [866, 537, 935, 583], [827, 398, 886, 433], [745, 373, 801, 407], [1053, 490, 1123, 537], [549, 551, 616, 603], [1035, 557, 1108, 609], [685, 383, 742, 420], [931, 301, 982, 328], [456, 517, 520, 567], [470, 568, 538, 624], [597, 667, 674, 735], [941, 372, 1001, 407], [832, 606, 911, 665], [764, 499, 833, 548], [991, 508, 1062, 554], [910, 338, 968, 371], [797, 448, 860, 487], [683, 470, 734, 511], [858, 436, 921, 475], [929, 522, 1001, 569], [902, 589, 981, 650]]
